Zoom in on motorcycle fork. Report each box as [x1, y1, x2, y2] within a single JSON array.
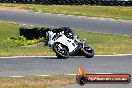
[[81, 42, 85, 50]]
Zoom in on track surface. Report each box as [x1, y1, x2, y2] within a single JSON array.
[[0, 10, 132, 87], [0, 10, 132, 35], [0, 56, 132, 77], [0, 56, 132, 88]]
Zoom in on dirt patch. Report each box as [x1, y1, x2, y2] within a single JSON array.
[[0, 6, 29, 12]]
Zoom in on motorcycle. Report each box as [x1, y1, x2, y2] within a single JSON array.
[[45, 27, 94, 59]]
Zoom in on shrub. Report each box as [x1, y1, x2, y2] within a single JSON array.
[[4, 36, 45, 46]]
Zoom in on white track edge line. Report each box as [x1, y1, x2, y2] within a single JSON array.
[[0, 56, 56, 58], [95, 54, 132, 56], [6, 73, 118, 78], [10, 76, 24, 78], [36, 75, 52, 77], [0, 54, 132, 58]]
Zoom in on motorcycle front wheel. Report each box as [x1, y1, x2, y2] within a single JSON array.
[[53, 43, 69, 59], [82, 46, 94, 58]]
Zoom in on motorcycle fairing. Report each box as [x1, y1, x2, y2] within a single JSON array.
[[54, 35, 78, 53]]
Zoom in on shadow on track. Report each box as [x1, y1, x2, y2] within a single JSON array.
[[44, 57, 61, 59], [42, 56, 86, 59]]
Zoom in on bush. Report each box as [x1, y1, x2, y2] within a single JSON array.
[[4, 36, 45, 46]]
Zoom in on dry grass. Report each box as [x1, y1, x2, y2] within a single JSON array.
[[0, 6, 28, 12], [0, 75, 75, 88]]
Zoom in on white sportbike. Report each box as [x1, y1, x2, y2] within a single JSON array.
[[45, 28, 94, 59]]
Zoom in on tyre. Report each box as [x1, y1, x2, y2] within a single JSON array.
[[53, 43, 69, 59], [82, 46, 94, 58], [76, 76, 86, 85]]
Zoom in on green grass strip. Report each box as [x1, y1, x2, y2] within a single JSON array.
[[0, 22, 132, 56]]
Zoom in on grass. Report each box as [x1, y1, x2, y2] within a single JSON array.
[[1, 3, 132, 20], [0, 22, 54, 57], [0, 22, 132, 56], [0, 75, 75, 88], [74, 30, 132, 55]]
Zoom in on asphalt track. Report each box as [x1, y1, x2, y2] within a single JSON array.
[[0, 55, 132, 88], [0, 55, 132, 77], [0, 10, 132, 35], [0, 10, 132, 88]]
